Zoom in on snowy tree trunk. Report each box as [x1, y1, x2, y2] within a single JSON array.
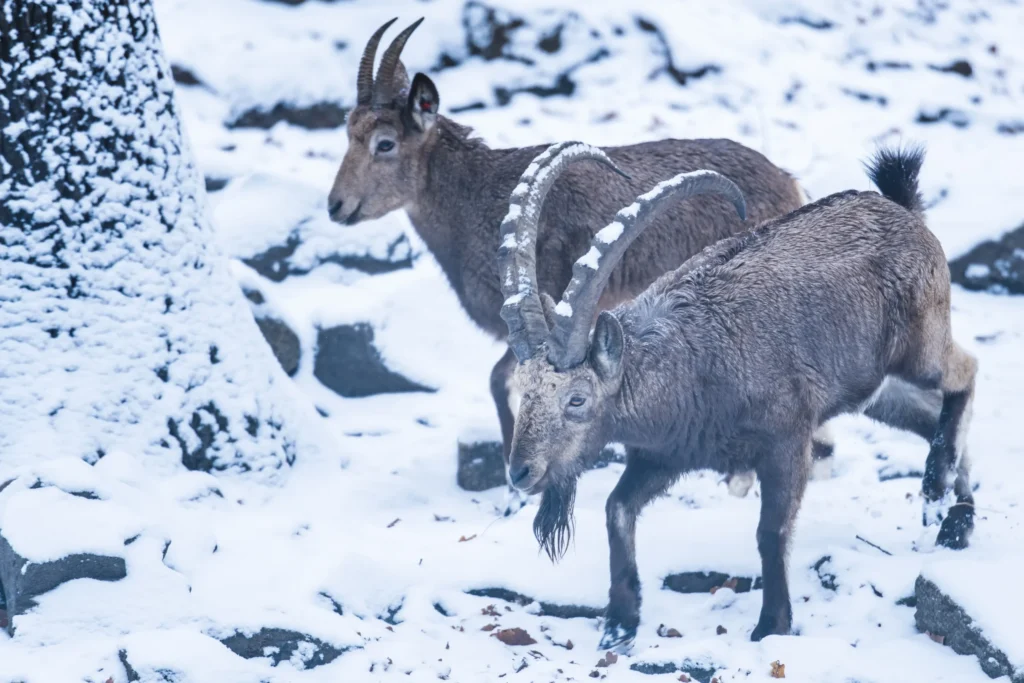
[[0, 0, 310, 475]]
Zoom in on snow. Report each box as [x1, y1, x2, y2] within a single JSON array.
[[554, 301, 573, 318], [577, 245, 602, 270], [596, 221, 626, 244], [2, 0, 1023, 681]]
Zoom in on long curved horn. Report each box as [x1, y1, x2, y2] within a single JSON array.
[[498, 142, 629, 362], [548, 170, 747, 370], [374, 18, 424, 106], [358, 18, 397, 106]]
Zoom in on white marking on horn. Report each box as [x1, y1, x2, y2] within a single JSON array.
[[596, 221, 625, 244], [578, 246, 601, 270]]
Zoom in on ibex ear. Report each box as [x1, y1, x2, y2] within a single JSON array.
[[590, 312, 624, 381], [406, 72, 439, 132]]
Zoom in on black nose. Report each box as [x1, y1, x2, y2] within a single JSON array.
[[509, 463, 531, 487], [328, 199, 343, 219]]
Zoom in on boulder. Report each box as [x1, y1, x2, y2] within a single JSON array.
[[465, 587, 602, 619], [456, 438, 625, 492], [949, 223, 1024, 295], [915, 574, 1023, 682], [0, 486, 130, 634], [314, 323, 434, 398], [227, 101, 349, 130], [662, 571, 762, 595], [256, 317, 301, 377], [218, 627, 350, 670]]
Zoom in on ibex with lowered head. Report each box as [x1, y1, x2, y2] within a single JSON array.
[[329, 19, 843, 509], [499, 143, 975, 649]]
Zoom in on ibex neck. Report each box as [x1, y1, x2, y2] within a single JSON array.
[[406, 117, 493, 277]]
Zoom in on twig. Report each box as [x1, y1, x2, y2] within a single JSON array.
[[856, 535, 893, 556]]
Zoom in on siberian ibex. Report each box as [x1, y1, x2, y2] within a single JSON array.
[[499, 143, 976, 649], [328, 20, 820, 508]]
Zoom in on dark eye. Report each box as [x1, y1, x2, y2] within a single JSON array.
[[568, 396, 586, 408], [376, 139, 395, 153]]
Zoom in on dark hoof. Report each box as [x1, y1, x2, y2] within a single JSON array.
[[936, 504, 974, 550], [598, 622, 636, 653], [750, 612, 791, 642]]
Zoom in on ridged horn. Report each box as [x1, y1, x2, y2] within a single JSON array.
[[357, 18, 397, 106], [497, 142, 629, 362], [373, 18, 424, 106], [548, 170, 747, 370]]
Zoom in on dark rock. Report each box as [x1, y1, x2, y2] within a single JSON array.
[[457, 439, 506, 492], [997, 121, 1024, 136], [242, 232, 413, 282], [256, 317, 301, 377], [219, 627, 349, 670], [662, 571, 761, 595], [631, 660, 719, 682], [929, 60, 973, 78], [0, 534, 126, 634], [916, 107, 970, 128], [314, 324, 434, 398], [949, 223, 1024, 295], [915, 576, 1023, 682], [118, 649, 141, 682], [456, 440, 624, 492], [228, 102, 349, 130], [204, 176, 229, 193], [466, 587, 602, 619], [170, 64, 203, 87]]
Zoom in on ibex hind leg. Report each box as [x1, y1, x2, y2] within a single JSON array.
[[914, 342, 977, 549]]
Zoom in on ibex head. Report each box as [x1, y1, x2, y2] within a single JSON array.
[[497, 142, 747, 560], [328, 18, 439, 225]]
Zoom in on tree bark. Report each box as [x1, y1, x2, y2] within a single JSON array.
[[0, 0, 309, 474]]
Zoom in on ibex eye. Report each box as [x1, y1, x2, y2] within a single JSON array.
[[569, 396, 586, 408], [376, 140, 395, 153]]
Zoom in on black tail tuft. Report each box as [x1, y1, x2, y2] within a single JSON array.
[[864, 144, 925, 214]]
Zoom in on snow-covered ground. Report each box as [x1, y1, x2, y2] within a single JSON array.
[[2, 0, 1023, 681]]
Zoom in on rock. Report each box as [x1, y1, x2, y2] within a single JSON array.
[[256, 317, 301, 377], [0, 532, 126, 634], [466, 587, 603, 619], [170, 64, 203, 87], [915, 576, 1023, 682], [662, 571, 761, 595], [630, 659, 719, 682], [227, 101, 349, 130], [242, 232, 414, 282], [456, 439, 625, 492], [949, 223, 1024, 295], [314, 324, 434, 398], [457, 439, 507, 492], [218, 627, 349, 670]]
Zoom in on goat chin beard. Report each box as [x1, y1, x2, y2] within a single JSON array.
[[533, 475, 578, 563]]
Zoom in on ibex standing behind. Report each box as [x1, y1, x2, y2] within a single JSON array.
[[329, 19, 821, 508], [499, 143, 977, 650]]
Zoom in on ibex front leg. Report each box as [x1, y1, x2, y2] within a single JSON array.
[[600, 454, 676, 653]]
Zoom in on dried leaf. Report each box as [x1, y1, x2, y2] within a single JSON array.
[[563, 639, 574, 650], [492, 627, 537, 646], [678, 675, 691, 682], [458, 534, 477, 542], [482, 605, 501, 617], [386, 518, 401, 528], [716, 625, 728, 635], [928, 632, 946, 645], [770, 660, 786, 678], [481, 623, 497, 631], [596, 651, 618, 667]]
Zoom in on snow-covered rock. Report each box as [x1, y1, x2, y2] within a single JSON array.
[[950, 222, 1024, 295]]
